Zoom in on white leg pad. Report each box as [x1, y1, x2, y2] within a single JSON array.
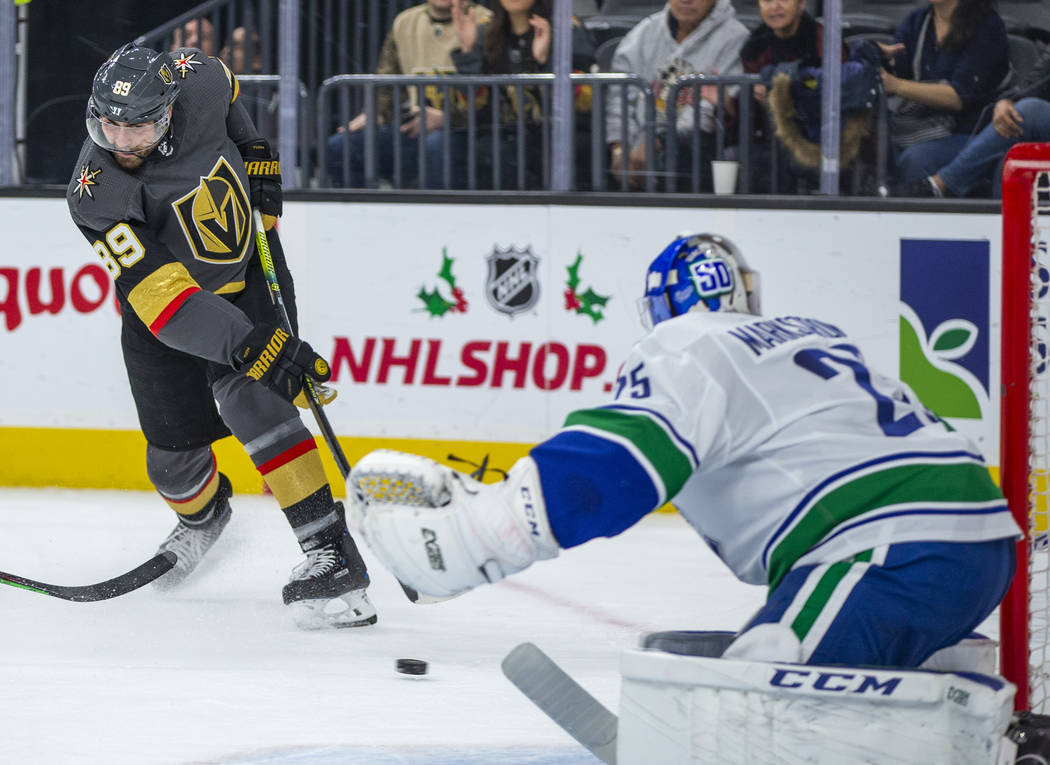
[[920, 636, 999, 675], [616, 648, 1017, 765]]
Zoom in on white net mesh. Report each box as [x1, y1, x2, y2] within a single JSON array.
[[1029, 169, 1050, 713]]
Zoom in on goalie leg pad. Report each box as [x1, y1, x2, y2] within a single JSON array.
[[617, 648, 1017, 765], [351, 451, 559, 599]]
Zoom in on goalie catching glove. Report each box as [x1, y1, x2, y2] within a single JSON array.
[[350, 450, 560, 600], [231, 323, 331, 404]]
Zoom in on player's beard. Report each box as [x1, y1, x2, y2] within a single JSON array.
[[112, 145, 155, 170]]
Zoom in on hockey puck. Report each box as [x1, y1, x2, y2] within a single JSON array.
[[396, 658, 428, 675]]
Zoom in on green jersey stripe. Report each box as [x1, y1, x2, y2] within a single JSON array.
[[768, 461, 1004, 589], [563, 408, 694, 499], [790, 561, 853, 641], [560, 424, 669, 503]]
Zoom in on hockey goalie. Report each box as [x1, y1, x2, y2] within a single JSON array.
[[351, 232, 1029, 764]]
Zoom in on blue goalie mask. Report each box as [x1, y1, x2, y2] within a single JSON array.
[[638, 233, 760, 330]]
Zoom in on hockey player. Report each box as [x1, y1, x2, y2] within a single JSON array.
[[67, 43, 376, 630], [351, 232, 1021, 667]]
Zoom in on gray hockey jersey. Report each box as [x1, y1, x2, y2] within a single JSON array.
[[67, 48, 260, 364]]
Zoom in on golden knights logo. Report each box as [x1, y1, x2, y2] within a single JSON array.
[[485, 245, 540, 317], [171, 52, 202, 79], [173, 156, 251, 264], [74, 164, 102, 200]]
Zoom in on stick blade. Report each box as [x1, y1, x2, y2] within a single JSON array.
[[0, 551, 177, 602], [502, 642, 618, 764]]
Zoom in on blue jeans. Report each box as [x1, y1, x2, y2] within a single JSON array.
[[894, 132, 972, 184], [940, 98, 1050, 198], [325, 124, 465, 189]]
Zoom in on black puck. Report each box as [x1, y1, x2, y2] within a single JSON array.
[[396, 658, 428, 675]]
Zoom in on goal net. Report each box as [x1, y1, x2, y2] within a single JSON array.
[[1001, 142, 1050, 712]]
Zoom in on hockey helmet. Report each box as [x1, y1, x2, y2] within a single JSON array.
[[86, 43, 180, 154], [638, 233, 760, 330]]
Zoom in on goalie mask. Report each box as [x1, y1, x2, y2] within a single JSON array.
[[86, 43, 180, 154], [638, 233, 760, 330]]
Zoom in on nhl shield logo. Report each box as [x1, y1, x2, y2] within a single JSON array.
[[485, 245, 540, 317]]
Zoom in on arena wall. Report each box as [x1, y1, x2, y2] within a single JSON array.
[[0, 194, 1002, 493]]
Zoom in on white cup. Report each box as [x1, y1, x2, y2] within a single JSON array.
[[711, 160, 739, 195]]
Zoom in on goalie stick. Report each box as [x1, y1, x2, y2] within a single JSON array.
[[0, 551, 177, 602], [501, 642, 619, 764]]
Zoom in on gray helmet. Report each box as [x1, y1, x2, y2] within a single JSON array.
[[86, 43, 179, 152]]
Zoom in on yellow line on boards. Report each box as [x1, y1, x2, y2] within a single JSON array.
[[0, 427, 532, 495], [3, 428, 996, 515]]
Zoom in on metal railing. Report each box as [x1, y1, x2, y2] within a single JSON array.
[[236, 75, 311, 184], [136, 0, 422, 83], [319, 72, 886, 194], [315, 71, 890, 194]]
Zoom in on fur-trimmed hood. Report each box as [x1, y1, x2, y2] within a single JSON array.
[[764, 42, 881, 169]]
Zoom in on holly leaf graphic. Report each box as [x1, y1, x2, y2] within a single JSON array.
[[417, 286, 455, 317], [438, 248, 458, 290], [566, 253, 583, 293], [576, 287, 610, 324]]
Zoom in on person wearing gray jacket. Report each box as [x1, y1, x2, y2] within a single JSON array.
[[607, 0, 749, 191]]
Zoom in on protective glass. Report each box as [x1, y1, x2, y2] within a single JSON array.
[[86, 105, 170, 154]]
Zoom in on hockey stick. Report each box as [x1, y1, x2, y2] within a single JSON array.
[[253, 211, 431, 604], [501, 642, 619, 764], [0, 551, 177, 602], [252, 209, 351, 479]]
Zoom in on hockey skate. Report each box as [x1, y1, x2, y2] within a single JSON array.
[[283, 503, 377, 630], [152, 474, 233, 592]]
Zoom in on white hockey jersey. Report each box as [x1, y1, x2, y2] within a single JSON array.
[[529, 312, 1020, 587]]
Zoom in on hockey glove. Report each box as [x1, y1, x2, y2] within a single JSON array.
[[240, 139, 281, 230], [231, 323, 331, 404], [350, 451, 559, 600]]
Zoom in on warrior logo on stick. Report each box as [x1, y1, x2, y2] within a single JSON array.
[[485, 245, 540, 317]]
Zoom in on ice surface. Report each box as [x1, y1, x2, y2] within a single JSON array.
[[0, 488, 760, 764], [0, 488, 1002, 763]]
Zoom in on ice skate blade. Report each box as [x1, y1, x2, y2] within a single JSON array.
[[289, 589, 378, 630]]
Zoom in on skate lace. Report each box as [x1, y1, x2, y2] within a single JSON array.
[[294, 544, 342, 580]]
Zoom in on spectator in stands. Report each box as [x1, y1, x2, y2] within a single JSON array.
[[880, 0, 1010, 185], [899, 47, 1050, 197], [739, 0, 847, 192], [221, 25, 264, 75], [170, 18, 260, 75], [171, 18, 218, 57], [325, 0, 492, 189], [449, 0, 596, 189], [606, 0, 750, 191]]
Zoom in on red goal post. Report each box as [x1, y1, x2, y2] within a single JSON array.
[[1000, 142, 1050, 712]]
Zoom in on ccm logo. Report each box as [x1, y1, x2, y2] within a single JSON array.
[[770, 668, 902, 695], [421, 528, 446, 572]]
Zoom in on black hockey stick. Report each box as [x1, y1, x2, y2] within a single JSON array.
[[253, 211, 428, 604], [0, 551, 177, 602], [501, 642, 619, 764], [252, 209, 351, 478]]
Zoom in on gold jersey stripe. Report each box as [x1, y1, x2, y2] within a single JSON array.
[[214, 57, 240, 103], [263, 448, 327, 508], [166, 470, 220, 517], [128, 262, 201, 329], [215, 280, 245, 295]]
